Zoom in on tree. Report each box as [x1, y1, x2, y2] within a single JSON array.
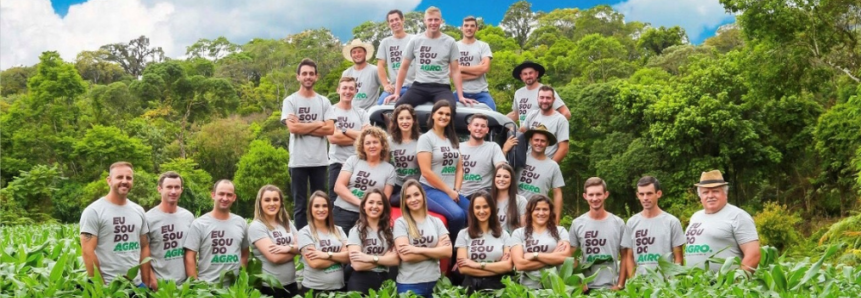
[[638, 26, 688, 56], [75, 50, 128, 85], [100, 35, 165, 77], [501, 1, 536, 48], [813, 85, 861, 214], [233, 140, 291, 217], [72, 125, 154, 182], [535, 8, 579, 39], [186, 37, 239, 62], [476, 25, 520, 53], [704, 24, 745, 53], [0, 165, 63, 225], [571, 34, 633, 83], [188, 117, 254, 181], [0, 66, 36, 96]]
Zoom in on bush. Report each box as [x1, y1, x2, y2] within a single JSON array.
[[233, 140, 290, 218], [754, 202, 802, 251], [818, 213, 861, 265]]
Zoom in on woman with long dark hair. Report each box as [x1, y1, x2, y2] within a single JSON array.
[[297, 191, 349, 296], [333, 126, 396, 234], [388, 104, 421, 204], [346, 189, 400, 294], [247, 185, 299, 297], [491, 164, 527, 233], [394, 179, 452, 297], [510, 195, 571, 290], [454, 191, 514, 294]]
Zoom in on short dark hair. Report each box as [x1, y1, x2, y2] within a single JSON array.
[[158, 171, 183, 187], [637, 176, 661, 192], [584, 177, 608, 193], [463, 16, 477, 25], [387, 9, 403, 20], [538, 85, 555, 96], [296, 58, 317, 75], [468, 113, 488, 124]]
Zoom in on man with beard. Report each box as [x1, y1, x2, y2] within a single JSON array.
[[519, 86, 569, 163], [569, 177, 629, 292], [459, 113, 514, 197], [143, 171, 196, 289], [327, 77, 370, 200], [384, 7, 478, 110], [341, 39, 381, 110], [376, 9, 417, 105], [455, 16, 495, 110], [184, 180, 249, 284], [684, 170, 760, 272], [516, 125, 564, 220], [282, 58, 335, 229], [80, 161, 150, 285], [621, 176, 685, 277], [507, 61, 571, 125]]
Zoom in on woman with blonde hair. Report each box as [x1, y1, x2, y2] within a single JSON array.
[[297, 191, 349, 296], [247, 185, 299, 297]]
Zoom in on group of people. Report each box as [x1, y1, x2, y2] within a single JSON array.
[[77, 5, 761, 298]]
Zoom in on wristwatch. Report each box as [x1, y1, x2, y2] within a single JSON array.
[[480, 261, 487, 269], [373, 256, 379, 263], [533, 252, 539, 259], [327, 251, 333, 259], [341, 127, 348, 134]]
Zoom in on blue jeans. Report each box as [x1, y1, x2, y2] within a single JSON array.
[[455, 91, 496, 110], [397, 281, 436, 297], [422, 183, 469, 242], [377, 86, 411, 105]]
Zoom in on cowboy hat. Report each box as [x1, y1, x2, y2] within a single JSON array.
[[342, 39, 374, 62], [512, 61, 546, 81], [694, 170, 729, 188], [524, 124, 557, 147]]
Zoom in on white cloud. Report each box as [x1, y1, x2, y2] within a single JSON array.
[[612, 0, 734, 43], [0, 0, 419, 69]]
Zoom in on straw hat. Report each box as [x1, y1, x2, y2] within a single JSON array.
[[342, 39, 374, 62], [694, 170, 729, 188], [524, 124, 558, 147]]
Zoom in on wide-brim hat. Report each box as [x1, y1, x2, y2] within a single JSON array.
[[524, 124, 558, 147], [512, 61, 546, 81], [694, 170, 729, 188], [342, 39, 374, 62]]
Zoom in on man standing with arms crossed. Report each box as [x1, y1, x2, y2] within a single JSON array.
[[456, 16, 495, 110], [143, 171, 196, 289], [80, 161, 150, 285], [327, 77, 370, 200], [342, 39, 381, 110], [569, 177, 628, 292], [459, 113, 514, 197], [507, 61, 571, 124], [520, 86, 569, 163], [376, 9, 416, 105], [184, 180, 249, 284], [621, 176, 685, 277], [516, 125, 564, 221], [685, 170, 760, 272], [282, 58, 335, 229], [384, 6, 478, 109]]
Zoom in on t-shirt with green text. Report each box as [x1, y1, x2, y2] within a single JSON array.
[[684, 204, 759, 272], [341, 65, 382, 110], [145, 206, 195, 283], [281, 92, 334, 167], [183, 213, 249, 283], [404, 33, 460, 85], [417, 132, 460, 188], [510, 226, 569, 289], [389, 137, 419, 186], [298, 225, 347, 290], [569, 213, 628, 289], [334, 156, 397, 212], [622, 211, 685, 275], [327, 105, 369, 165], [377, 34, 417, 86], [393, 216, 449, 284], [459, 141, 506, 196], [456, 40, 493, 93], [247, 220, 298, 286], [347, 225, 392, 272], [455, 229, 513, 263], [516, 155, 564, 199], [80, 197, 149, 284]]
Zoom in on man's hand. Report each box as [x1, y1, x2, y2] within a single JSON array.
[[447, 189, 460, 202], [384, 84, 394, 94], [286, 114, 298, 123], [459, 97, 478, 106], [147, 276, 159, 291], [384, 94, 399, 104], [502, 135, 518, 153]]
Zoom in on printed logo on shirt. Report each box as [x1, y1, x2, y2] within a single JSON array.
[[210, 230, 239, 264], [582, 230, 612, 262], [388, 46, 404, 70], [412, 230, 436, 247], [517, 98, 532, 121], [518, 165, 542, 194], [468, 238, 496, 260], [351, 170, 378, 199], [418, 46, 443, 72], [685, 222, 712, 254], [297, 107, 318, 122], [459, 51, 473, 66], [363, 238, 385, 255], [337, 117, 356, 130], [355, 82, 367, 99], [160, 224, 184, 259], [440, 146, 459, 175], [318, 239, 343, 273], [393, 149, 419, 176], [524, 238, 548, 253], [112, 217, 140, 253], [633, 229, 661, 264], [272, 231, 293, 246], [461, 154, 481, 181]]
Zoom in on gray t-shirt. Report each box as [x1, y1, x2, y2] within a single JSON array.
[[455, 229, 513, 262], [145, 206, 195, 283], [622, 212, 686, 275], [342, 65, 382, 110], [79, 197, 149, 284], [516, 155, 564, 199], [497, 195, 528, 233], [393, 216, 449, 283], [377, 34, 417, 86], [298, 226, 347, 290], [404, 33, 460, 85], [459, 141, 507, 196], [327, 105, 369, 164], [389, 137, 419, 186], [522, 110, 570, 158], [334, 155, 397, 212], [183, 213, 249, 283], [569, 213, 628, 289], [510, 226, 569, 289], [347, 225, 392, 272], [281, 92, 334, 167], [417, 132, 460, 188], [456, 40, 493, 93], [247, 220, 298, 286], [684, 204, 759, 272], [513, 84, 565, 124]]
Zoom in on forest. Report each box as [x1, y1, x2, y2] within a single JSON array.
[[1, 0, 859, 258]]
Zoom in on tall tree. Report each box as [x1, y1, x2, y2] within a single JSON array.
[[638, 26, 688, 56], [501, 1, 536, 48], [186, 37, 239, 62], [75, 50, 127, 85], [100, 35, 165, 77]]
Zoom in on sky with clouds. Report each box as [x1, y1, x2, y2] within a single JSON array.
[[0, 0, 734, 69]]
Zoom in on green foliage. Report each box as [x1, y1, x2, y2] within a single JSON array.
[[233, 140, 291, 217], [0, 165, 63, 225], [818, 213, 861, 265], [80, 169, 160, 209], [189, 117, 254, 181], [159, 158, 214, 215], [72, 125, 154, 182], [754, 202, 802, 251]]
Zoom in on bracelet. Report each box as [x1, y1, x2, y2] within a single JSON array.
[[480, 261, 487, 269]]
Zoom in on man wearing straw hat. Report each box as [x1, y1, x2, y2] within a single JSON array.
[[342, 39, 382, 110], [516, 124, 565, 221], [684, 170, 760, 272]]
